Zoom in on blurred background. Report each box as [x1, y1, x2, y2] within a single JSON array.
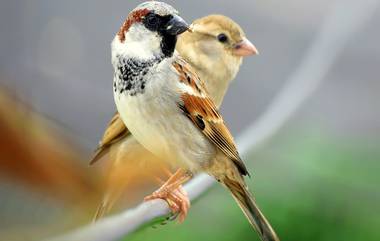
[[0, 0, 379, 241]]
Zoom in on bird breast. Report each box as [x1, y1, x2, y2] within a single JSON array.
[[113, 58, 216, 171]]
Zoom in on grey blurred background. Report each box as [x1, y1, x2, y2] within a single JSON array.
[[1, 0, 378, 144], [0, 1, 379, 241]]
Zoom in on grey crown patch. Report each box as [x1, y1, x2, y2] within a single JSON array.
[[114, 55, 163, 96]]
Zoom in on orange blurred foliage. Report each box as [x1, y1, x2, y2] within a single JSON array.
[[0, 88, 101, 205]]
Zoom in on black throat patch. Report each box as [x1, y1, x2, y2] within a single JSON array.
[[113, 55, 163, 96]]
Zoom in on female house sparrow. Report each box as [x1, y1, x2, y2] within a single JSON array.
[[92, 15, 257, 219], [111, 2, 279, 241]]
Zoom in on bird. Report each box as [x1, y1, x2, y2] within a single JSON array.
[[110, 2, 279, 241], [91, 14, 258, 220]]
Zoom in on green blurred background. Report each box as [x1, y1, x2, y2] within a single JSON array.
[[124, 127, 380, 241]]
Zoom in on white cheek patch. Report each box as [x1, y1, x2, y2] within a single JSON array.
[[112, 24, 163, 61]]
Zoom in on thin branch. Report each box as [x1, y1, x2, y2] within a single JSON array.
[[46, 0, 379, 240]]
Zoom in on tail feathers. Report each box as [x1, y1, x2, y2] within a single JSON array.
[[93, 174, 129, 221], [223, 177, 280, 241], [93, 198, 110, 222], [93, 192, 119, 222]]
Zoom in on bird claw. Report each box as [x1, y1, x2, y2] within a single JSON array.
[[144, 185, 190, 223]]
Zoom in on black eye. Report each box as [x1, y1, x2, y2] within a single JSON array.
[[144, 13, 160, 30], [217, 33, 228, 43]]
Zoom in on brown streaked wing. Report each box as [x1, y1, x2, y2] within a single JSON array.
[[173, 57, 208, 94], [173, 59, 249, 176], [89, 112, 130, 165]]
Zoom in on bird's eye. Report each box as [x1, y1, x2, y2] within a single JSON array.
[[217, 33, 228, 43], [145, 14, 160, 30]]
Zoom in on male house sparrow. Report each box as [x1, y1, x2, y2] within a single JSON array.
[[92, 14, 258, 220], [110, 2, 279, 241]]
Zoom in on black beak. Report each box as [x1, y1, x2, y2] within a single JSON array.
[[163, 15, 189, 35]]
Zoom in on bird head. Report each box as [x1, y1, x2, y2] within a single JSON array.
[[176, 15, 258, 105], [185, 15, 258, 59], [113, 1, 190, 59]]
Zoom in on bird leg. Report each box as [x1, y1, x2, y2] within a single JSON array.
[[144, 168, 192, 223]]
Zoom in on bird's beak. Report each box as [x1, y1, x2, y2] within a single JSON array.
[[233, 37, 259, 56], [164, 15, 190, 35]]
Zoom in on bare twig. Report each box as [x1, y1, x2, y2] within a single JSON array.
[[46, 0, 379, 240]]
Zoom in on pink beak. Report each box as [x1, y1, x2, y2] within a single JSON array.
[[233, 37, 259, 56]]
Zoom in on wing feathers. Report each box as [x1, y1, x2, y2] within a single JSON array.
[[174, 59, 249, 176], [90, 112, 129, 165]]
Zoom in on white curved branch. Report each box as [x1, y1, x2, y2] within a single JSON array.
[[46, 0, 379, 240]]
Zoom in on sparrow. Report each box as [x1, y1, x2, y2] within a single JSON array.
[[110, 2, 279, 241], [91, 15, 258, 220]]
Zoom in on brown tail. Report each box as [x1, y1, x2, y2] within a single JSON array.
[[223, 177, 280, 241], [93, 183, 124, 222], [93, 198, 111, 221]]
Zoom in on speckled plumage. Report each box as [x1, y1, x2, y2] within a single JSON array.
[[113, 55, 163, 96]]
